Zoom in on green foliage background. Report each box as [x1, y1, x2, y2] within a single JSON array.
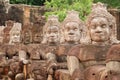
[[10, 0, 120, 21], [10, 0, 46, 5], [94, 0, 120, 8], [10, 0, 120, 8], [44, 0, 93, 21]]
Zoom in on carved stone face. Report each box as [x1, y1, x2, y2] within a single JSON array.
[[24, 31, 31, 44], [11, 32, 21, 43], [33, 33, 41, 43], [64, 22, 80, 43], [89, 17, 111, 42], [46, 26, 59, 43]]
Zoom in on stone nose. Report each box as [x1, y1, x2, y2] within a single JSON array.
[[68, 30, 74, 35], [95, 26, 102, 33]]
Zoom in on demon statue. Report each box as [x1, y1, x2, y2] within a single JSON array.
[[67, 2, 119, 80]]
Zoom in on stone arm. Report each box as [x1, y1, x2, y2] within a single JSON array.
[[45, 52, 57, 75], [67, 45, 84, 80], [18, 50, 30, 64], [106, 44, 120, 74]]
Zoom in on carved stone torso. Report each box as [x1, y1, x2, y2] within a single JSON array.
[[39, 44, 59, 59], [39, 43, 76, 62], [68, 44, 111, 68], [57, 44, 77, 62], [28, 44, 47, 80], [5, 45, 18, 59], [27, 44, 41, 60], [79, 45, 110, 61]]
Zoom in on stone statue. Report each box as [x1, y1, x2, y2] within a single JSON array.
[[22, 22, 33, 44], [9, 22, 22, 45], [28, 15, 61, 80], [67, 2, 118, 80], [32, 15, 46, 43], [7, 43, 30, 80], [3, 20, 14, 44], [85, 2, 119, 45], [42, 15, 60, 44], [54, 10, 85, 80], [61, 10, 85, 44], [2, 22, 30, 80], [32, 16, 45, 43], [4, 0, 10, 13]]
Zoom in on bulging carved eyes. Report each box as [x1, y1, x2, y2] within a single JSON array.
[[101, 24, 106, 28], [73, 28, 77, 31], [91, 26, 96, 29]]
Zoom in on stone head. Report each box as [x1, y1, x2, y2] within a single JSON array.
[[42, 15, 60, 44], [22, 22, 32, 44], [33, 32, 41, 43], [9, 22, 22, 44], [5, 20, 14, 28], [4, 0, 9, 5], [86, 2, 118, 45], [32, 20, 44, 43], [3, 20, 14, 44], [61, 10, 84, 44]]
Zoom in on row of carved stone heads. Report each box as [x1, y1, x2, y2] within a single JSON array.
[[0, 2, 119, 45], [0, 2, 120, 80]]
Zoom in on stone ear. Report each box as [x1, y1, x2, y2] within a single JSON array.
[[109, 25, 113, 30]]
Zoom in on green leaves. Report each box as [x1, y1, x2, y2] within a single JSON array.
[[94, 0, 120, 9], [10, 0, 120, 22], [45, 0, 93, 21], [10, 0, 46, 6]]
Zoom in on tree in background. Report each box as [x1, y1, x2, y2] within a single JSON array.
[[9, 0, 120, 22], [10, 0, 27, 4], [94, 0, 120, 8], [10, 0, 47, 6], [44, 0, 93, 21]]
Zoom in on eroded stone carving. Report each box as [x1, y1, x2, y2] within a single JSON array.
[[22, 22, 33, 44], [0, 2, 119, 80], [0, 26, 5, 44], [29, 15, 61, 80], [3, 20, 14, 44], [42, 15, 60, 44], [9, 22, 22, 45], [86, 2, 119, 45], [32, 15, 45, 43], [61, 10, 85, 44], [55, 10, 85, 80], [106, 44, 120, 80], [4, 0, 10, 13], [67, 2, 118, 80]]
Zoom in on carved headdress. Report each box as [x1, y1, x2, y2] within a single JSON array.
[[9, 22, 22, 34], [43, 15, 60, 34], [42, 15, 60, 44], [87, 2, 114, 27], [62, 10, 84, 30], [86, 2, 119, 44]]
